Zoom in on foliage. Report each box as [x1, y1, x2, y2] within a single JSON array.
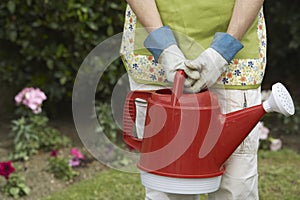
[[39, 125, 71, 152], [0, 0, 127, 103], [10, 115, 71, 161], [1, 168, 30, 198], [10, 117, 39, 160], [95, 102, 122, 144], [47, 156, 78, 181], [10, 87, 71, 160], [94, 102, 134, 167], [47, 148, 87, 181]]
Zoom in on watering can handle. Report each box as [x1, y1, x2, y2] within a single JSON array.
[[171, 70, 186, 106], [123, 91, 152, 151]]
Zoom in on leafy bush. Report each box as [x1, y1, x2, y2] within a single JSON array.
[[47, 156, 78, 181], [95, 102, 121, 144], [10, 87, 71, 160], [10, 117, 40, 160], [2, 173, 30, 198], [10, 115, 71, 161], [1, 163, 30, 198], [0, 0, 127, 103]]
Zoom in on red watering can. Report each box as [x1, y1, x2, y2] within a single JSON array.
[[123, 70, 295, 194]]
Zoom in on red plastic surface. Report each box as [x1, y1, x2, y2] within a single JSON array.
[[123, 71, 267, 178]]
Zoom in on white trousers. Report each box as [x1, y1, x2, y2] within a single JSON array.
[[129, 77, 261, 200]]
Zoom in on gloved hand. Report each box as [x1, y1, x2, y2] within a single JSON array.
[[144, 26, 200, 87], [185, 32, 244, 93]]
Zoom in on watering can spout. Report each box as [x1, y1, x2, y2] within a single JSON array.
[[214, 82, 295, 166], [213, 105, 266, 165]]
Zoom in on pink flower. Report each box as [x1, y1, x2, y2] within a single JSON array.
[[0, 161, 16, 180], [270, 138, 282, 151], [258, 122, 269, 140], [14, 87, 47, 114], [15, 87, 32, 104], [68, 158, 80, 167], [70, 148, 84, 160]]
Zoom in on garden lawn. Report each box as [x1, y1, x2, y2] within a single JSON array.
[[258, 149, 300, 200], [43, 149, 300, 200]]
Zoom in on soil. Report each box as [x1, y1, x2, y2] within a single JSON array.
[[0, 114, 299, 200], [0, 116, 107, 200]]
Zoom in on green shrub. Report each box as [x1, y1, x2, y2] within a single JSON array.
[[10, 117, 40, 160], [1, 167, 30, 198], [0, 0, 126, 103], [10, 115, 71, 161], [95, 102, 121, 144], [47, 156, 78, 181]]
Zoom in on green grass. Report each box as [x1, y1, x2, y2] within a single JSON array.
[[42, 170, 144, 200], [258, 149, 300, 200], [43, 149, 300, 200]]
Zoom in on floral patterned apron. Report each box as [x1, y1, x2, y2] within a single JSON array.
[[120, 1, 267, 89]]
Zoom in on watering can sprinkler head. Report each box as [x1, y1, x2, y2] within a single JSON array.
[[262, 83, 295, 117]]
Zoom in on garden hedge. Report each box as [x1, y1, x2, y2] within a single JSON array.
[[0, 0, 126, 104]]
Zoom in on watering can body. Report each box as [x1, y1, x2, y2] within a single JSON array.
[[123, 71, 295, 194]]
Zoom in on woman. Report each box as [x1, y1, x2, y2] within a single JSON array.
[[121, 0, 266, 199]]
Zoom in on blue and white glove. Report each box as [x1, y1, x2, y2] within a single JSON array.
[[144, 26, 200, 87], [185, 32, 244, 92]]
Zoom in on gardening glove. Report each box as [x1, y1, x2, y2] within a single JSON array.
[[185, 32, 244, 93], [144, 26, 200, 87]]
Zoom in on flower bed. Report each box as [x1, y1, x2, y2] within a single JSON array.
[[0, 87, 107, 199]]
